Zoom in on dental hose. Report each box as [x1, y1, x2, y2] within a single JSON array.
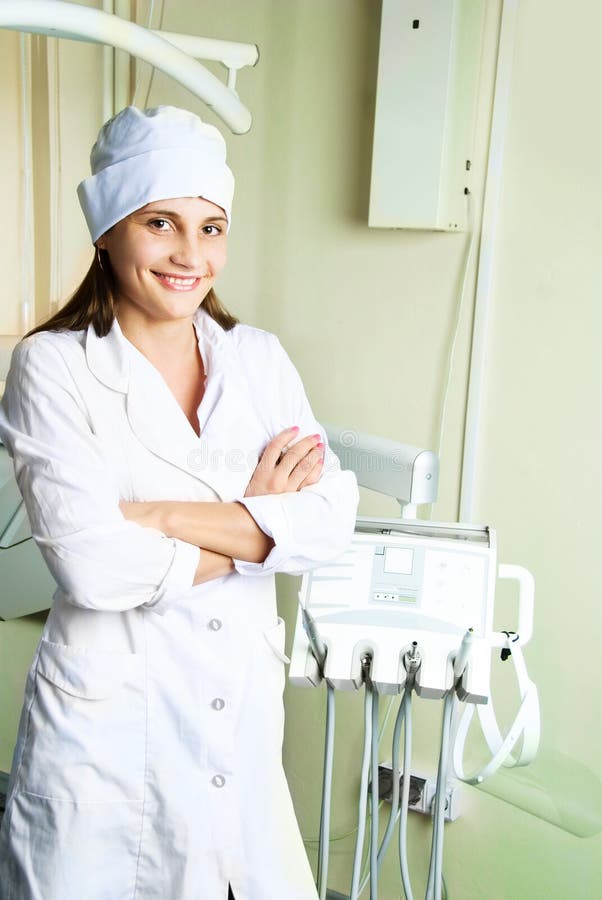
[[317, 683, 335, 900], [373, 688, 406, 876], [358, 642, 420, 899], [425, 690, 454, 900], [362, 685, 414, 899], [370, 689, 380, 899], [357, 686, 402, 898], [427, 630, 472, 899], [301, 606, 333, 900], [349, 660, 374, 900], [397, 686, 414, 900]]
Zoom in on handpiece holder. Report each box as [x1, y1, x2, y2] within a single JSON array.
[[493, 563, 534, 647], [453, 562, 540, 783]]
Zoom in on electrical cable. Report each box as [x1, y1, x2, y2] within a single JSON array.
[[303, 822, 361, 846], [47, 35, 62, 315], [378, 694, 397, 742], [349, 675, 374, 900], [369, 689, 380, 899], [434, 193, 474, 461], [19, 32, 34, 335], [375, 688, 406, 873], [432, 194, 475, 520], [317, 683, 335, 900]]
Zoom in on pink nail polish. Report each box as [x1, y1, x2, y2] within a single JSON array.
[[316, 441, 324, 449], [289, 426, 300, 432]]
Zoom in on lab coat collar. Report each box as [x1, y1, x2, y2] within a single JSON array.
[[85, 306, 226, 394], [85, 317, 130, 393], [85, 308, 257, 501]]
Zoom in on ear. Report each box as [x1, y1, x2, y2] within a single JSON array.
[[96, 240, 106, 251]]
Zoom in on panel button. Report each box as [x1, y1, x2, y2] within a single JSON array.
[[211, 774, 226, 788], [208, 619, 222, 631], [211, 698, 225, 711]]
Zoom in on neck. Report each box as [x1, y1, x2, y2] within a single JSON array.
[[116, 307, 199, 364]]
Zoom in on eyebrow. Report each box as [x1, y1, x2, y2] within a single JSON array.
[[139, 208, 228, 224]]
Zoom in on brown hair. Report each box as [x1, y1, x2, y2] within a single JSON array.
[[26, 248, 239, 339]]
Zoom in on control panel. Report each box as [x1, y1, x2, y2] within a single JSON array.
[[290, 523, 497, 702]]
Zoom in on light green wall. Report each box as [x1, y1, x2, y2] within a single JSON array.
[[1, 0, 600, 896], [0, 615, 47, 773]]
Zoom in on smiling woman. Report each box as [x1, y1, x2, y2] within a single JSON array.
[[0, 105, 360, 900], [98, 197, 228, 327]]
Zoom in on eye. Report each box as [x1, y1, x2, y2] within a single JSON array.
[[201, 224, 223, 236], [147, 218, 172, 231]]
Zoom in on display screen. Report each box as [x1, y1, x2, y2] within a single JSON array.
[[383, 546, 414, 575]]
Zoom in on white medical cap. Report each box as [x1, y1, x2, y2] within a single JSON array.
[[77, 105, 234, 243]]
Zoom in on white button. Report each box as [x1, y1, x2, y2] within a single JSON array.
[[208, 619, 222, 631], [211, 698, 225, 711], [212, 774, 226, 788]]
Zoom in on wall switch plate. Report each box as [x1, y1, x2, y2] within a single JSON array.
[[378, 762, 461, 821]]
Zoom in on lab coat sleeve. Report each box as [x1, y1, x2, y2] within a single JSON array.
[[0, 336, 200, 615], [232, 334, 359, 576]]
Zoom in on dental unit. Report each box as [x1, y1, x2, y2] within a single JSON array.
[[290, 428, 540, 900]]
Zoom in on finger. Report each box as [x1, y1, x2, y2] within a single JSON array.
[[287, 446, 325, 490], [297, 457, 325, 490], [259, 427, 301, 470], [277, 435, 323, 475]]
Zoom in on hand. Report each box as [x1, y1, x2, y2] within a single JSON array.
[[119, 500, 166, 532], [244, 427, 325, 498]]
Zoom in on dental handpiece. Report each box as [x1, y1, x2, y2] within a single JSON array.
[[301, 606, 328, 673], [452, 628, 474, 680]]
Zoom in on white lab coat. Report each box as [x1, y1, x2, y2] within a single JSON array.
[[0, 307, 359, 900]]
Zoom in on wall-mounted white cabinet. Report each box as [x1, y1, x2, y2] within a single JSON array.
[[369, 0, 485, 231]]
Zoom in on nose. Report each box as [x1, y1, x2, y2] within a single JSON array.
[[169, 229, 206, 273]]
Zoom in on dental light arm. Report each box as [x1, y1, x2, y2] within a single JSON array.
[[0, 0, 258, 133], [324, 425, 439, 518]]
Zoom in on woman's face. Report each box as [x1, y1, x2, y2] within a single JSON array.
[[97, 196, 228, 323]]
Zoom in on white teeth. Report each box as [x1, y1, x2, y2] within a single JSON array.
[[156, 273, 199, 286]]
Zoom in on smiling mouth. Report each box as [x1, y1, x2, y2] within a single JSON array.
[[151, 271, 206, 291]]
